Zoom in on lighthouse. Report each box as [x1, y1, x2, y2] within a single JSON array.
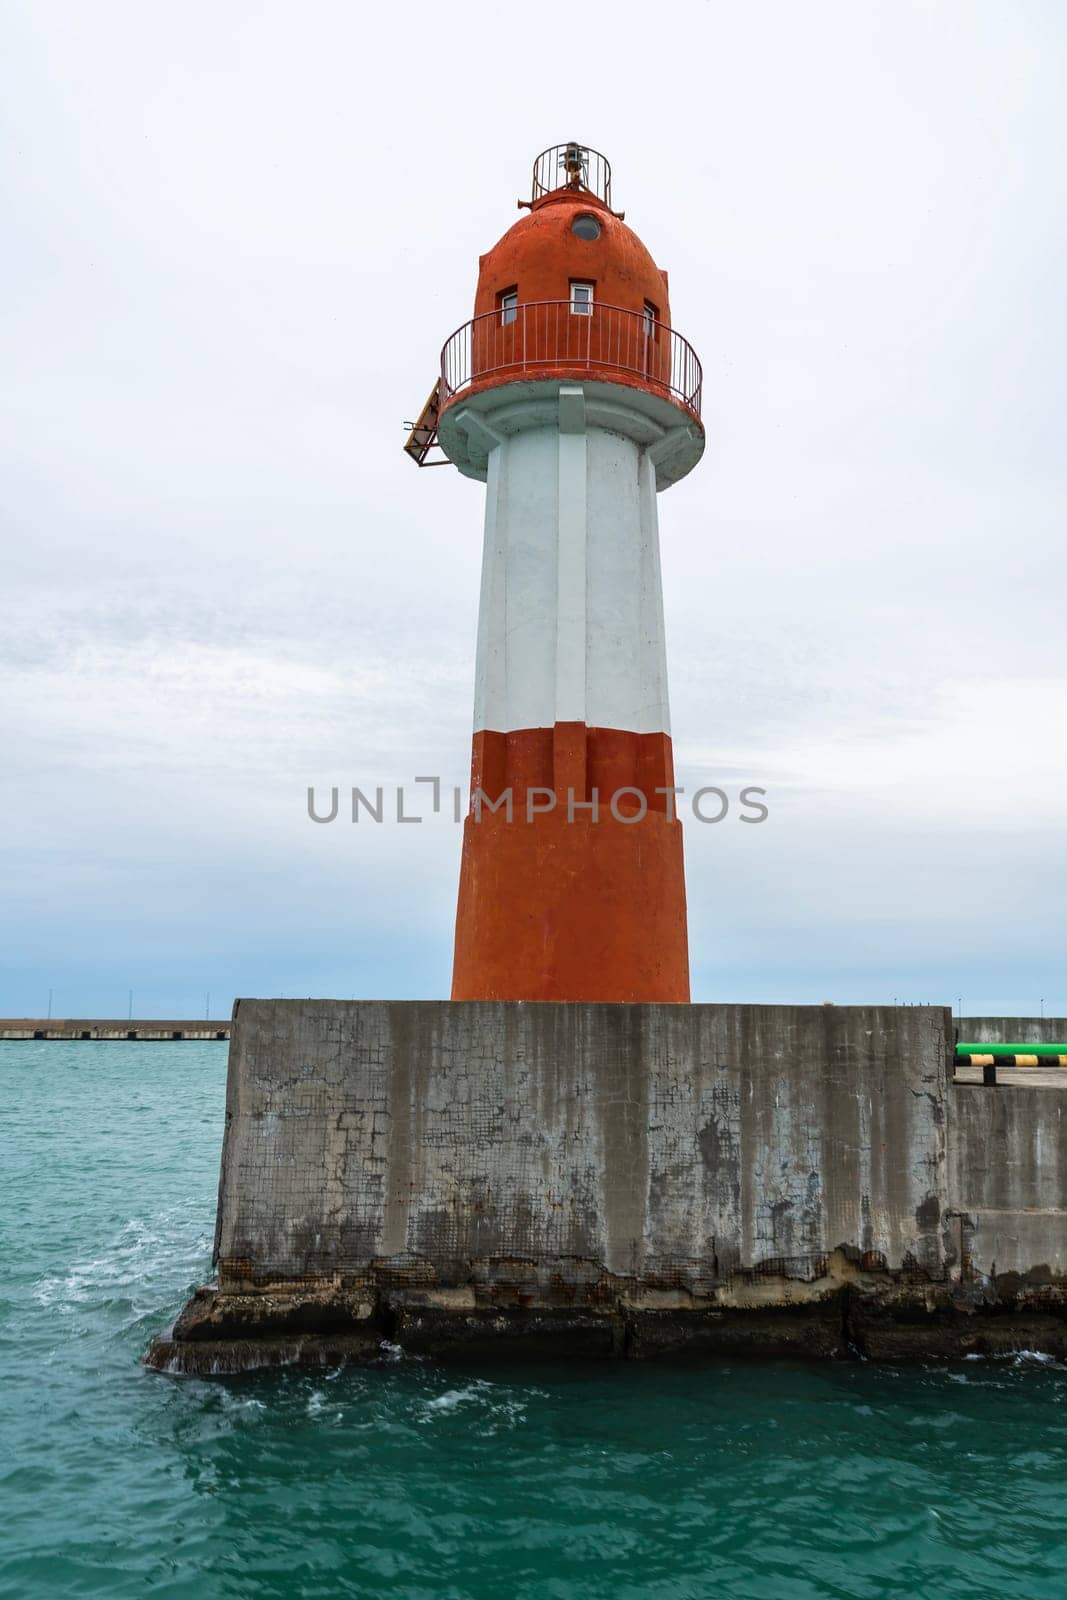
[[407, 144, 705, 1003]]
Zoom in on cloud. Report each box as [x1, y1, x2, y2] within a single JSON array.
[[2, 0, 1066, 1012]]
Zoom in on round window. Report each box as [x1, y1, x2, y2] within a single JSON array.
[[571, 214, 601, 241]]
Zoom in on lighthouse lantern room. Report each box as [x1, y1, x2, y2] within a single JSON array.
[[405, 143, 706, 1003]]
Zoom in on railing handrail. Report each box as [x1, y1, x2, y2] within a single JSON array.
[[439, 299, 702, 418], [449, 298, 677, 326]]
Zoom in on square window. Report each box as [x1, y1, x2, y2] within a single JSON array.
[[570, 281, 594, 315]]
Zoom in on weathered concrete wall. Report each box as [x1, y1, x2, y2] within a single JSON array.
[[949, 1084, 1067, 1281], [959, 1017, 1067, 1044], [147, 999, 1067, 1371], [212, 1000, 950, 1292]]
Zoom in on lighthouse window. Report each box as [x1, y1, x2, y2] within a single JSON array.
[[570, 281, 594, 316], [572, 213, 601, 241], [643, 300, 658, 338], [499, 289, 518, 326]]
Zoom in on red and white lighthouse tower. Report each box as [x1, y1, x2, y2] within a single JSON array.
[[407, 144, 704, 1003]]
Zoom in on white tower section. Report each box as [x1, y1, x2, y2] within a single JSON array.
[[445, 381, 702, 742]]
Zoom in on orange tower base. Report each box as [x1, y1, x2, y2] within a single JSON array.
[[450, 724, 690, 1003], [451, 810, 689, 1003]]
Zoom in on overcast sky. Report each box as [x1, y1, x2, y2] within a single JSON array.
[[2, 1, 1065, 1017]]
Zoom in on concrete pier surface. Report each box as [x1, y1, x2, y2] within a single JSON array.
[[146, 999, 1067, 1372], [0, 1019, 231, 1041], [959, 1016, 1067, 1043], [954, 1062, 1067, 1087]]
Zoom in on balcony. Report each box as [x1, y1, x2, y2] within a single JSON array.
[[439, 300, 703, 422]]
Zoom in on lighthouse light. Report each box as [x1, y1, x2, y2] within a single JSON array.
[[560, 143, 588, 183]]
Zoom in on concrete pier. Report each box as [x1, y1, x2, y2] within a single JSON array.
[[0, 1019, 231, 1041], [146, 999, 1067, 1372], [959, 1016, 1067, 1044]]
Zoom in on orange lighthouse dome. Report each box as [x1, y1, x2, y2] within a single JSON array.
[[474, 191, 671, 329], [435, 144, 703, 479]]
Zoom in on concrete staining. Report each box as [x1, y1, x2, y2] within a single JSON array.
[[951, 1086, 1067, 1281], [145, 998, 1067, 1373], [960, 1016, 1067, 1044]]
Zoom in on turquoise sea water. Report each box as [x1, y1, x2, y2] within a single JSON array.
[[3, 1041, 1067, 1599]]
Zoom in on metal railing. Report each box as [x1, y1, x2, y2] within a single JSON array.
[[532, 143, 612, 207], [440, 300, 702, 417]]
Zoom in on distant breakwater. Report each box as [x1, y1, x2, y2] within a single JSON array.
[[0, 1019, 231, 1041]]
